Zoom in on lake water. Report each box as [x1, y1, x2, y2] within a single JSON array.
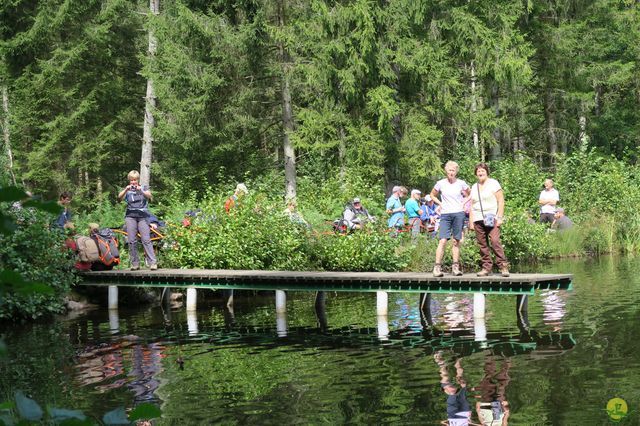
[[2, 256, 640, 424]]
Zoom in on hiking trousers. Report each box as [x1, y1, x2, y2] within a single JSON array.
[[125, 216, 157, 267], [473, 220, 507, 271]]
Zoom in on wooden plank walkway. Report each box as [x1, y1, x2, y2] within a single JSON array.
[[79, 269, 573, 295]]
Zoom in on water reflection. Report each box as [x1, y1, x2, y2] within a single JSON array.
[[540, 289, 568, 331], [436, 352, 473, 426], [75, 336, 164, 404], [475, 355, 511, 426]]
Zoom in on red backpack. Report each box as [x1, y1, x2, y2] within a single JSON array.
[[91, 228, 120, 267]]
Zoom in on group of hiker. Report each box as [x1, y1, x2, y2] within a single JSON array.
[[54, 162, 574, 275], [385, 161, 509, 278]]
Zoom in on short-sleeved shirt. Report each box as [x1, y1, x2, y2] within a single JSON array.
[[539, 188, 559, 214], [433, 178, 469, 215], [470, 178, 502, 219], [405, 198, 421, 218], [386, 195, 404, 227]]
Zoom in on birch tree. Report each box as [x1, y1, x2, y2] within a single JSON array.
[[140, 0, 159, 187]]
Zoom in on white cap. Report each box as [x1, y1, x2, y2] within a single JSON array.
[[411, 189, 421, 197], [425, 195, 432, 202]]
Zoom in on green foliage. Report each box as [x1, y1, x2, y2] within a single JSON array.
[[0, 208, 77, 320], [500, 213, 549, 262], [0, 391, 160, 425], [313, 229, 412, 272], [492, 158, 546, 214], [163, 194, 311, 271]]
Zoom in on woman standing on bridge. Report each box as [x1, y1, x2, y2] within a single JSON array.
[[469, 163, 508, 277], [118, 170, 158, 271]]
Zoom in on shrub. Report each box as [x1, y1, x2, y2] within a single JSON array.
[[500, 213, 549, 262], [313, 228, 413, 272], [163, 195, 311, 271], [0, 209, 78, 320]]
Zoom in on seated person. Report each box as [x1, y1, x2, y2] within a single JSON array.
[[225, 183, 248, 213], [420, 195, 440, 231], [551, 207, 573, 231], [343, 197, 375, 230], [283, 198, 309, 227]]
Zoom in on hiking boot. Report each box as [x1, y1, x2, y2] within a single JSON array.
[[500, 267, 510, 277], [150, 264, 158, 271], [452, 263, 463, 276], [433, 264, 444, 278], [477, 269, 490, 277], [131, 265, 140, 271]]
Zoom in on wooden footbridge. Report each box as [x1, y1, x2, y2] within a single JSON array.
[[80, 269, 572, 294], [80, 269, 572, 318]]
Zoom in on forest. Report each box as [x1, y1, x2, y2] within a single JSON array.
[[1, 0, 638, 201]]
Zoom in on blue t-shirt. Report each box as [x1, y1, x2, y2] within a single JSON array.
[[420, 203, 438, 221], [386, 195, 404, 228], [405, 198, 421, 218]]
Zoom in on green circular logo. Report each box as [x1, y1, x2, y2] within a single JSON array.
[[606, 398, 628, 422]]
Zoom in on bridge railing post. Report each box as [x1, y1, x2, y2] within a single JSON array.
[[186, 287, 197, 312], [473, 293, 486, 319], [108, 286, 118, 310], [275, 290, 286, 313], [376, 291, 388, 316]]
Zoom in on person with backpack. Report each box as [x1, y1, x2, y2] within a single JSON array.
[[63, 222, 93, 271], [343, 198, 375, 231], [89, 223, 120, 271], [117, 170, 158, 270]]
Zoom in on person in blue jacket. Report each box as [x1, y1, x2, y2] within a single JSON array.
[[385, 186, 408, 235]]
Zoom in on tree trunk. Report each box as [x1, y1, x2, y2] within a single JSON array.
[[1, 86, 16, 185], [578, 109, 588, 151], [96, 176, 103, 201], [490, 84, 501, 161], [140, 0, 159, 188], [544, 88, 557, 162], [278, 0, 296, 201], [338, 125, 346, 189], [470, 61, 480, 157]]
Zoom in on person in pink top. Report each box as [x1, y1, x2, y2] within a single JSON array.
[[429, 161, 470, 277]]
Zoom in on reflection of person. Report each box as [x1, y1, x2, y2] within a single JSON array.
[[343, 197, 375, 230], [551, 207, 573, 231], [54, 191, 73, 228], [474, 356, 511, 426], [435, 352, 477, 426], [225, 183, 248, 213], [538, 179, 559, 224], [430, 161, 470, 277], [386, 186, 408, 231], [469, 163, 509, 277], [117, 170, 157, 271]]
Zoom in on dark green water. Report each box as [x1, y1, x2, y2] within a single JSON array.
[[2, 257, 640, 425]]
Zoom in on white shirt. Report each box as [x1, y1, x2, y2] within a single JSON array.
[[433, 178, 469, 214], [471, 178, 502, 218], [539, 188, 559, 214]]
